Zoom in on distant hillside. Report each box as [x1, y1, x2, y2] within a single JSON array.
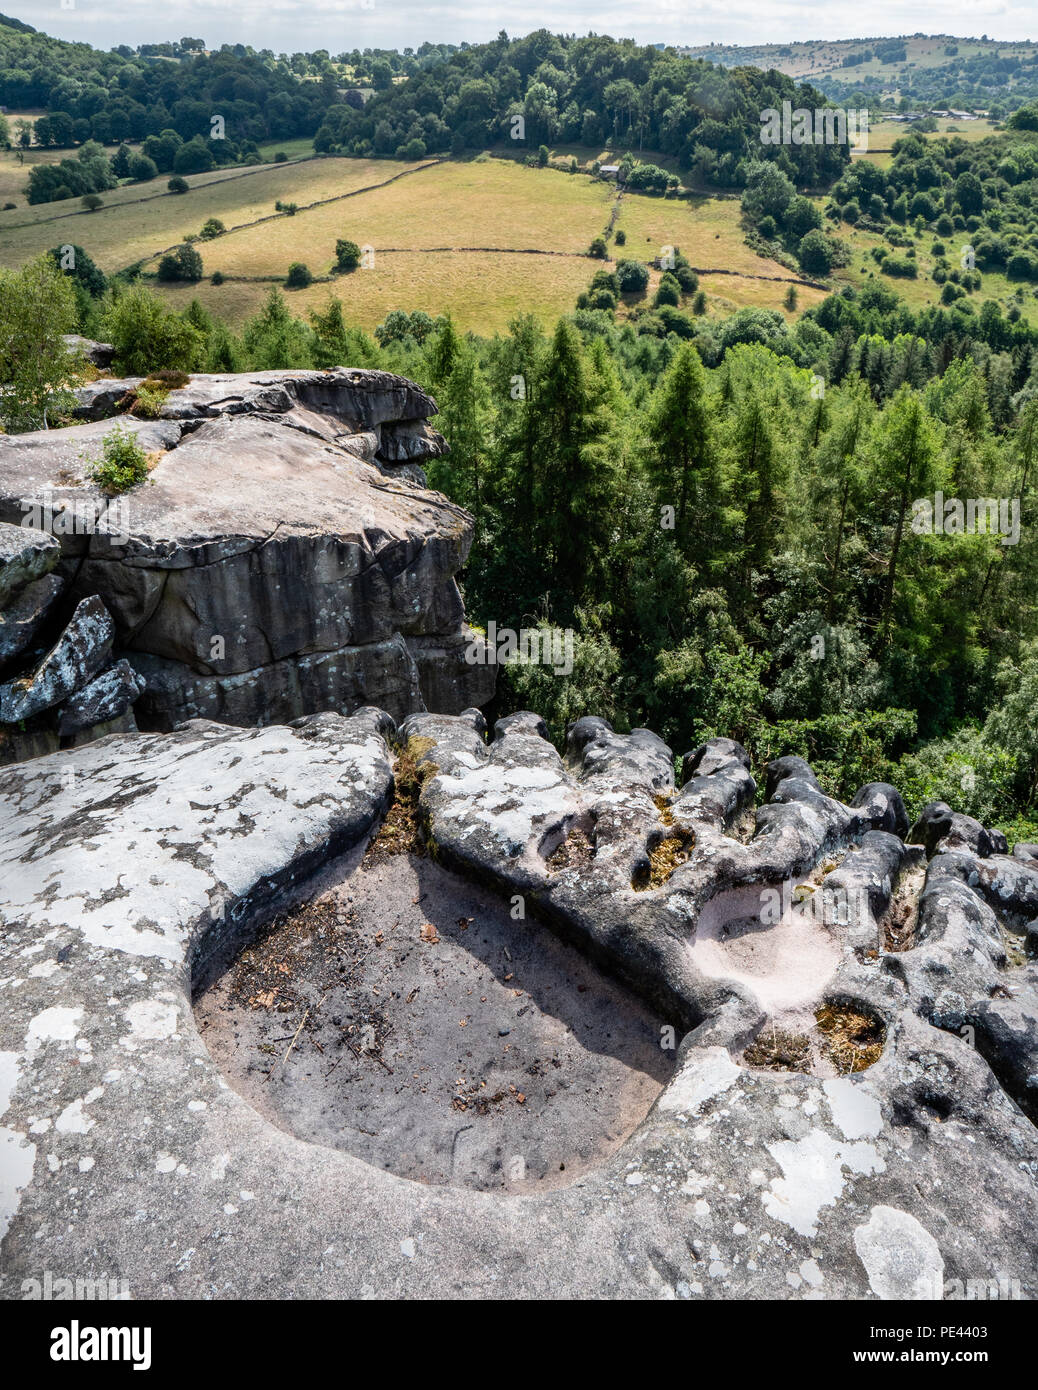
[[677, 35, 1038, 113], [0, 12, 35, 34]]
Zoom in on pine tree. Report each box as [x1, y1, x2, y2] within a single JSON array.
[[645, 343, 718, 566]]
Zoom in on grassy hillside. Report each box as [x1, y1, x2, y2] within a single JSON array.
[[679, 34, 1038, 100]]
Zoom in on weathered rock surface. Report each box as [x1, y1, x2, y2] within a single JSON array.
[[1, 709, 1034, 1301], [0, 521, 59, 606], [0, 571, 64, 664], [57, 658, 146, 737], [62, 335, 115, 370], [0, 369, 494, 755], [0, 594, 114, 723]]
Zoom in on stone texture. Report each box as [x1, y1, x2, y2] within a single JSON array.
[[57, 659, 146, 737], [62, 335, 115, 370], [0, 521, 59, 606], [0, 369, 495, 744], [0, 710, 1034, 1301], [0, 595, 114, 723], [0, 571, 64, 666]]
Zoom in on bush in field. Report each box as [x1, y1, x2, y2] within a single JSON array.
[[335, 238, 362, 271], [128, 153, 158, 183], [285, 262, 313, 288], [615, 259, 649, 294], [157, 243, 203, 282]]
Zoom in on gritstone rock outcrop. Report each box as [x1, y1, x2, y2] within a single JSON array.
[[0, 367, 494, 764]]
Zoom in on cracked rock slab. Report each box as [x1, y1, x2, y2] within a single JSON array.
[[0, 370, 495, 738]]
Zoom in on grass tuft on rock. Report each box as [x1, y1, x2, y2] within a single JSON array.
[[816, 1001, 885, 1072], [365, 736, 438, 862], [744, 1026, 812, 1072]]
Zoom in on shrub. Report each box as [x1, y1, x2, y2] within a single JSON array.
[[798, 228, 834, 275], [128, 153, 158, 183], [881, 255, 918, 278], [285, 262, 312, 288], [99, 283, 204, 375], [167, 176, 189, 194], [157, 243, 203, 282], [657, 305, 695, 338], [615, 259, 650, 294], [124, 384, 168, 418], [335, 238, 362, 271], [614, 229, 626, 246], [588, 236, 608, 259], [274, 151, 288, 162], [87, 425, 150, 494], [653, 273, 681, 308], [81, 193, 103, 212], [173, 138, 216, 176], [211, 270, 225, 285], [199, 218, 226, 240]]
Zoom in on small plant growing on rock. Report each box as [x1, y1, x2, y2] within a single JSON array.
[[87, 425, 151, 495], [126, 384, 168, 418], [119, 370, 190, 419]]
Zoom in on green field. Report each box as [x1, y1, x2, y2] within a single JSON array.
[[0, 148, 836, 334]]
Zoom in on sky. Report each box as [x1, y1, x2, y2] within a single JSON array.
[[3, 0, 1034, 55]]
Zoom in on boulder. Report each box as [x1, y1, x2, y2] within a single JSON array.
[[0, 369, 495, 743], [0, 571, 64, 665], [62, 334, 115, 370], [907, 800, 1005, 858], [0, 594, 114, 723], [57, 658, 146, 736], [0, 520, 59, 605]]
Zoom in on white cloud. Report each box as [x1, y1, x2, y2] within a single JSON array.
[[3, 1, 1034, 54]]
